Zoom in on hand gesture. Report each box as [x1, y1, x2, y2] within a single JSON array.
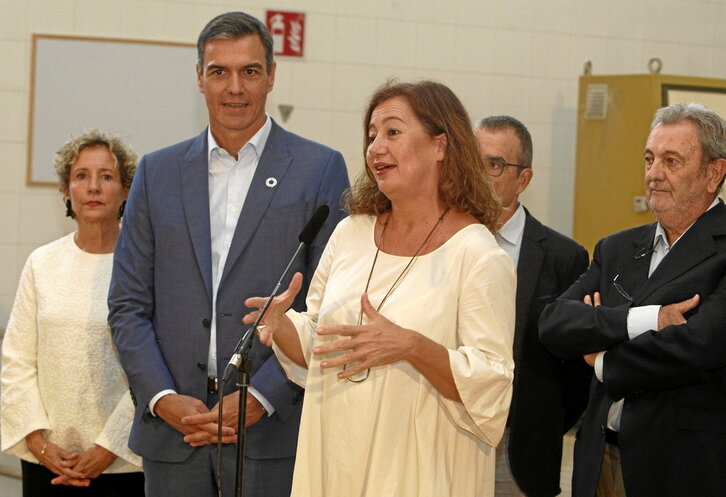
[[243, 272, 303, 347], [314, 293, 413, 379]]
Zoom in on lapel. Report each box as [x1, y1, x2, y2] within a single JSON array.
[[220, 120, 294, 283], [514, 208, 545, 360], [611, 225, 655, 305], [180, 129, 213, 301], [633, 201, 726, 304]]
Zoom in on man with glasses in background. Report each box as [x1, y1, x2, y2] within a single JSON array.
[[539, 103, 726, 497], [475, 116, 590, 497]]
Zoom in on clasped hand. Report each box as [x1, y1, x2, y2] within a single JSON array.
[[177, 391, 267, 446], [27, 431, 117, 487], [155, 393, 238, 447]]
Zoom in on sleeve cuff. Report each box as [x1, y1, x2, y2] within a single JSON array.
[[248, 386, 275, 416], [595, 351, 605, 382], [148, 389, 177, 416], [626, 305, 661, 339]]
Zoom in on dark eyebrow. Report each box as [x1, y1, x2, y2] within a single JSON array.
[[368, 116, 405, 132], [205, 62, 264, 73]]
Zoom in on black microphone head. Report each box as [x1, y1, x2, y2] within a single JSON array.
[[299, 205, 330, 244]]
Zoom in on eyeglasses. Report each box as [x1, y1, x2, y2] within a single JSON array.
[[484, 156, 529, 177], [612, 274, 633, 302]]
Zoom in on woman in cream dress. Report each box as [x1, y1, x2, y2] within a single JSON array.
[[1, 130, 143, 496], [244, 80, 516, 496]]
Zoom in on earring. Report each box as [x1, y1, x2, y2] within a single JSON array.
[[118, 200, 126, 219], [64, 199, 75, 219]]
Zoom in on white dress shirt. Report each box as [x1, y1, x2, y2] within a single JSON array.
[[495, 203, 526, 267], [150, 116, 275, 416]]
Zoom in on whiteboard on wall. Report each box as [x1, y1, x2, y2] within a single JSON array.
[[28, 34, 208, 186]]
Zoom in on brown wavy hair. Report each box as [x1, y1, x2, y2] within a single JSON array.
[[345, 80, 501, 230]]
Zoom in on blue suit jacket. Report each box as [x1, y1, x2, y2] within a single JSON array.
[[539, 201, 726, 497], [109, 121, 349, 462]]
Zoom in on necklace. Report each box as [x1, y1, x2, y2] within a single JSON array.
[[345, 209, 449, 383]]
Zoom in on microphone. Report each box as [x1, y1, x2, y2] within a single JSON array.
[[299, 204, 329, 244], [222, 204, 330, 382]]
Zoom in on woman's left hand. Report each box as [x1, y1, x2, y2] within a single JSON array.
[[314, 294, 414, 379], [50, 445, 117, 485]]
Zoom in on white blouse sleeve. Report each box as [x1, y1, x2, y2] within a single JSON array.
[[1, 254, 51, 460], [441, 246, 516, 447], [95, 388, 142, 466]]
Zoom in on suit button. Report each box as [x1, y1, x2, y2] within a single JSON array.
[[202, 318, 210, 327], [197, 362, 207, 371]]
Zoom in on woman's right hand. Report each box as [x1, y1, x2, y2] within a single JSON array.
[[243, 272, 303, 347], [26, 430, 88, 486]]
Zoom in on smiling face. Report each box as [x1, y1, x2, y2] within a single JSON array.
[[365, 96, 446, 205], [66, 145, 128, 225], [197, 35, 276, 154], [644, 120, 724, 230]]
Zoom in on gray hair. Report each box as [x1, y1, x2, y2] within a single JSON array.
[[197, 11, 274, 71], [651, 102, 726, 164], [475, 115, 533, 169]]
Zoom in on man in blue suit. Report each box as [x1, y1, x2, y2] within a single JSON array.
[[108, 11, 349, 497]]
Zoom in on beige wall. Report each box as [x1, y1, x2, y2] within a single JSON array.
[[2, 0, 726, 327]]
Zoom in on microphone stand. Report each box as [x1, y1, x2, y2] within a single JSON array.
[[223, 241, 307, 497], [233, 354, 251, 497], [217, 203, 328, 497]]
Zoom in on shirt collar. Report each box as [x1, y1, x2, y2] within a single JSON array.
[[206, 114, 272, 162], [497, 203, 526, 246]]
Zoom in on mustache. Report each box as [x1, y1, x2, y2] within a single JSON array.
[[647, 182, 671, 192]]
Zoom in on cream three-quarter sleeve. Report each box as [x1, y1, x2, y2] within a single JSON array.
[[441, 245, 516, 447]]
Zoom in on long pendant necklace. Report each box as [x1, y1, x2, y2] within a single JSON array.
[[345, 209, 449, 383]]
